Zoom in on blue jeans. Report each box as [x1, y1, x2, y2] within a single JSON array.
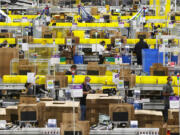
[[81, 105, 86, 121]]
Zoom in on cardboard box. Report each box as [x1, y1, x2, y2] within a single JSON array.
[[19, 59, 29, 65], [19, 96, 37, 104], [0, 48, 18, 77], [150, 63, 168, 76], [91, 7, 98, 15], [135, 110, 164, 128], [18, 103, 38, 121], [60, 121, 90, 135], [87, 62, 106, 75], [18, 65, 37, 75], [136, 32, 151, 39], [62, 113, 79, 123], [55, 72, 65, 76], [6, 106, 18, 122], [43, 101, 80, 127], [0, 108, 7, 120], [109, 103, 135, 121], [46, 75, 68, 88], [167, 125, 180, 133], [86, 94, 122, 125], [168, 109, 179, 125], [0, 33, 13, 38]]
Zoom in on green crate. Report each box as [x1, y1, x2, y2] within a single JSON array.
[[60, 57, 66, 62], [105, 57, 115, 62]]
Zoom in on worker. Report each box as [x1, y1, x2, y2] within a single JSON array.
[[80, 77, 92, 120], [134, 36, 149, 65], [24, 82, 34, 95], [163, 76, 174, 122], [65, 65, 77, 75], [151, 23, 157, 39], [98, 41, 105, 64]]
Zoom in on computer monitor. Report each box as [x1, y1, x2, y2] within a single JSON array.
[[19, 70, 31, 75], [64, 131, 82, 135], [113, 112, 128, 122], [122, 0, 133, 5], [21, 111, 36, 121]]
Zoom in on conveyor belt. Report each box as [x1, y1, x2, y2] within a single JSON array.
[[0, 128, 160, 135], [55, 64, 142, 72], [0, 83, 25, 90]]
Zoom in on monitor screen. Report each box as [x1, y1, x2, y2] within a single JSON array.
[[19, 70, 31, 75], [113, 112, 128, 122], [21, 111, 36, 121]]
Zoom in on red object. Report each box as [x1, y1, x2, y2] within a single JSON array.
[[167, 130, 170, 135]]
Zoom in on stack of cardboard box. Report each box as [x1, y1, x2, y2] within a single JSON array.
[[168, 109, 179, 125], [0, 33, 13, 38], [43, 101, 80, 127], [86, 94, 122, 125], [109, 103, 135, 122], [87, 62, 106, 76], [0, 108, 7, 120], [46, 75, 68, 88], [16, 59, 38, 75], [6, 106, 18, 123], [119, 68, 136, 88], [0, 48, 18, 77], [61, 113, 89, 135], [135, 110, 164, 128], [18, 96, 46, 127], [150, 63, 168, 76], [90, 30, 104, 38], [167, 125, 180, 134], [135, 32, 151, 39], [42, 26, 57, 39]]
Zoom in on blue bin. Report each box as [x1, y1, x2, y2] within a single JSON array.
[[122, 55, 131, 64], [171, 55, 178, 64], [142, 49, 167, 75], [73, 55, 84, 64]]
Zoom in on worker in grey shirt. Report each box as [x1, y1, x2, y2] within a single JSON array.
[[163, 76, 174, 122]]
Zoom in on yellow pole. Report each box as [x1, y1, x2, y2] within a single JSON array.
[[76, 0, 80, 4], [156, 0, 160, 16], [149, 0, 153, 6], [165, 0, 171, 17]]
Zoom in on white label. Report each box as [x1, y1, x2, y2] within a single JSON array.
[[169, 96, 179, 109], [168, 23, 173, 29], [92, 44, 97, 52], [27, 73, 35, 83], [117, 80, 124, 89], [71, 89, 83, 98], [71, 85, 83, 98], [113, 73, 120, 84], [50, 57, 60, 65], [66, 38, 72, 46], [119, 22, 124, 28], [47, 80, 54, 89], [22, 43, 28, 51], [22, 17, 28, 23]]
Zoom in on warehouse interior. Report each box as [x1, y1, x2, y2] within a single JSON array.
[[0, 0, 180, 134]]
